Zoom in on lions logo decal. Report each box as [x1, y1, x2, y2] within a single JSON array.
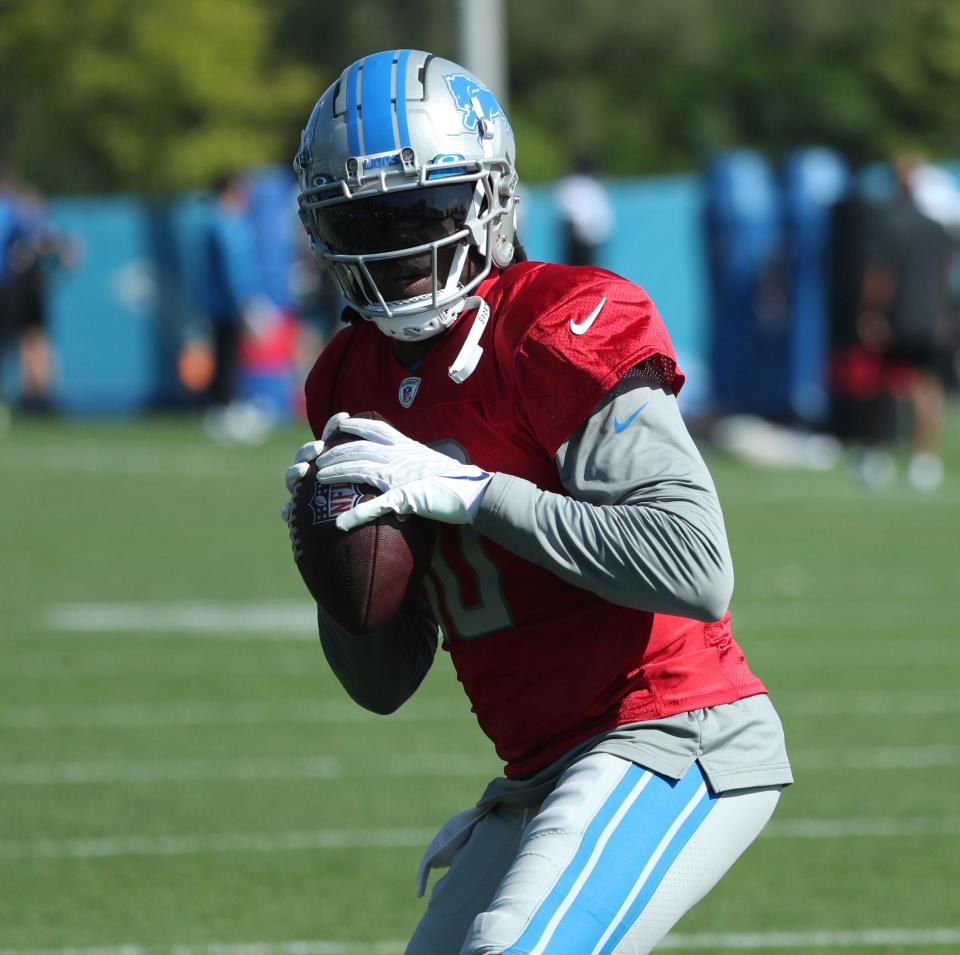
[[444, 73, 509, 135]]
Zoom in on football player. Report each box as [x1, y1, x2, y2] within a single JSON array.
[[282, 50, 792, 954]]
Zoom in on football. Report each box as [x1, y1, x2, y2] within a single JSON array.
[[288, 413, 435, 634]]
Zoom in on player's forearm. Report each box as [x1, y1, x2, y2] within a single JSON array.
[[476, 474, 732, 621], [316, 601, 439, 714], [474, 383, 733, 622]]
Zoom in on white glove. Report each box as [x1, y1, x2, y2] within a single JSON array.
[[279, 412, 349, 522], [313, 415, 492, 531]]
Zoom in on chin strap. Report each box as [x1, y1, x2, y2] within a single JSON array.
[[447, 296, 490, 384]]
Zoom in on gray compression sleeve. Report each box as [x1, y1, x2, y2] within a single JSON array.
[[317, 593, 440, 714], [473, 378, 733, 621]]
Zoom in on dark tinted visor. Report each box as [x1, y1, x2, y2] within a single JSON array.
[[312, 183, 475, 255]]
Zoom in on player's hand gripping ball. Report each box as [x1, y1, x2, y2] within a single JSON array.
[[284, 412, 434, 634]]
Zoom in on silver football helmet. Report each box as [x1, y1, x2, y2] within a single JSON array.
[[294, 50, 519, 341]]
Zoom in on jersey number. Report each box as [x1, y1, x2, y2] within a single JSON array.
[[421, 440, 512, 640]]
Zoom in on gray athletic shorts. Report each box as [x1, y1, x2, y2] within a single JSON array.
[[408, 695, 792, 954]]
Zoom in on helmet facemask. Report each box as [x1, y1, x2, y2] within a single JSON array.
[[299, 166, 515, 340]]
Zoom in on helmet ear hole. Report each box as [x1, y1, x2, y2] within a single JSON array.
[[493, 239, 515, 269], [491, 203, 517, 269]]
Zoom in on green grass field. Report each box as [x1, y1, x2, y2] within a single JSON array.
[[1, 413, 959, 954]]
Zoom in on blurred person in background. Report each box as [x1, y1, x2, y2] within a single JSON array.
[[289, 225, 344, 388], [827, 167, 888, 468], [282, 49, 791, 955], [909, 159, 960, 408], [855, 155, 953, 490], [201, 172, 275, 443], [0, 170, 76, 416], [0, 166, 24, 427], [202, 173, 258, 409], [553, 156, 615, 267]]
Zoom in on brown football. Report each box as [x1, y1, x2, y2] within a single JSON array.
[[288, 413, 434, 634]]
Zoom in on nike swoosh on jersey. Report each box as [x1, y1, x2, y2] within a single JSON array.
[[613, 401, 650, 432], [569, 297, 607, 335], [441, 472, 491, 481]]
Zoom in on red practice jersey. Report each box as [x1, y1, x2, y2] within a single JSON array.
[[305, 262, 767, 778]]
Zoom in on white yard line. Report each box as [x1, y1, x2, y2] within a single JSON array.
[[41, 603, 317, 639], [0, 943, 405, 955], [765, 816, 960, 838], [2, 691, 958, 730], [0, 653, 323, 680], [0, 752, 492, 785], [0, 699, 465, 729], [792, 743, 960, 770], [731, 607, 959, 634], [746, 639, 957, 668], [0, 827, 435, 859], [30, 603, 958, 656], [1, 816, 956, 861], [776, 690, 960, 716], [2, 928, 960, 955], [0, 448, 232, 479], [656, 927, 960, 949], [0, 756, 345, 785], [0, 744, 956, 786]]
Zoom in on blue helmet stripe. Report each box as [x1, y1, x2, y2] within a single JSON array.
[[345, 59, 362, 156], [394, 49, 412, 148], [360, 50, 398, 155]]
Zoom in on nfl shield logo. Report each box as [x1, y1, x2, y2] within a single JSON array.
[[309, 481, 362, 525], [398, 376, 421, 408]]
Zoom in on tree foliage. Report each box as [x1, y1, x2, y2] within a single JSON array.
[[2, 0, 960, 193], [510, 0, 960, 177], [0, 0, 314, 193]]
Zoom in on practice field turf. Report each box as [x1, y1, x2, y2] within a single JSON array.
[[1, 413, 959, 954]]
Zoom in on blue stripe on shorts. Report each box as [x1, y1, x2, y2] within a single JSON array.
[[504, 761, 717, 954]]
